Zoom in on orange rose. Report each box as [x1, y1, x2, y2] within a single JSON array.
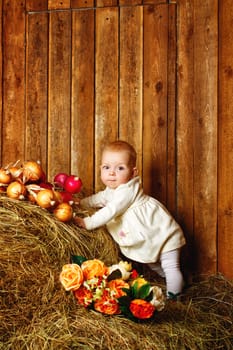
[[60, 264, 84, 291], [129, 299, 155, 319], [81, 259, 109, 280], [107, 279, 130, 299], [94, 290, 121, 315], [74, 286, 93, 307]]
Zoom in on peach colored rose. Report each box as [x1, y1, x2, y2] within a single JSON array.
[[81, 259, 109, 280], [129, 299, 155, 319], [107, 279, 130, 299], [94, 290, 121, 315], [60, 264, 84, 291], [74, 286, 93, 307]]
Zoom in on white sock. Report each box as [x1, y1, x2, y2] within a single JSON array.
[[160, 249, 184, 296]]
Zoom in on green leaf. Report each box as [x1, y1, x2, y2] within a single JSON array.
[[145, 289, 153, 302], [131, 281, 139, 298], [107, 269, 122, 281], [121, 287, 132, 297], [117, 295, 131, 307], [131, 282, 151, 299], [137, 283, 151, 299], [71, 255, 87, 266]]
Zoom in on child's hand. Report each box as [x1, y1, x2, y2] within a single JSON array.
[[74, 216, 86, 229], [73, 197, 81, 205]]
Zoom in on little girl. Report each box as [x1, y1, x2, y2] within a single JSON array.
[[74, 140, 186, 299]]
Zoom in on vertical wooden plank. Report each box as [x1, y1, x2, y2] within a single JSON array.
[[120, 0, 142, 5], [96, 0, 118, 7], [176, 0, 194, 274], [26, 0, 47, 11], [71, 0, 94, 8], [143, 4, 168, 203], [166, 3, 177, 216], [2, 0, 26, 164], [95, 7, 119, 190], [143, 0, 167, 4], [0, 0, 2, 161], [218, 0, 233, 279], [48, 0, 70, 9], [71, 10, 95, 194], [48, 11, 71, 181], [119, 6, 143, 175], [25, 13, 48, 171], [193, 0, 218, 276]]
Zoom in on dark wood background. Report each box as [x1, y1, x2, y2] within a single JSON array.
[[0, 0, 232, 280]]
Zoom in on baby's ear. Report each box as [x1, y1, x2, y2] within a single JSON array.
[[132, 167, 138, 177]]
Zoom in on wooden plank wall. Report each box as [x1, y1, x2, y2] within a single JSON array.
[[0, 0, 232, 280]]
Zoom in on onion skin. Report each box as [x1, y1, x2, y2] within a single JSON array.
[[53, 202, 73, 222], [8, 166, 23, 180], [36, 189, 56, 209], [0, 168, 12, 184], [6, 181, 26, 200], [64, 175, 82, 194], [26, 184, 42, 203], [53, 191, 63, 204], [23, 160, 43, 183]]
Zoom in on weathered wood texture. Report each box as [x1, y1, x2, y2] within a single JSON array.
[[218, 0, 233, 279], [0, 0, 232, 280], [177, 0, 218, 277]]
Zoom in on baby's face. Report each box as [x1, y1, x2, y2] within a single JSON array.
[[100, 150, 136, 189]]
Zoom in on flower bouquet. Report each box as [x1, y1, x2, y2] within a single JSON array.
[[60, 256, 165, 322]]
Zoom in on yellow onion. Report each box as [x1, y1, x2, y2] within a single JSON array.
[[36, 189, 56, 209], [53, 190, 63, 204], [23, 160, 43, 183], [0, 168, 12, 184], [26, 184, 42, 203], [9, 166, 23, 180], [53, 202, 73, 222], [6, 181, 26, 200]]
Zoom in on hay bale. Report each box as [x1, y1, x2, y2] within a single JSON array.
[[0, 196, 233, 350]]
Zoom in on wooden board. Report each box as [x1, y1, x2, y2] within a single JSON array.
[[48, 0, 70, 9], [71, 9, 95, 194], [119, 5, 143, 175], [176, 0, 195, 273], [26, 0, 48, 11], [166, 3, 176, 216], [48, 11, 71, 181], [2, 0, 26, 165], [25, 12, 48, 172], [193, 0, 218, 275], [143, 4, 168, 203], [95, 7, 119, 190], [218, 0, 233, 279], [0, 0, 2, 161]]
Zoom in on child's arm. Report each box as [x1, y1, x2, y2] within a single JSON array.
[[80, 190, 106, 209]]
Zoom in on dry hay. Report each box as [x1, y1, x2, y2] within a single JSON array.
[[0, 196, 232, 350]]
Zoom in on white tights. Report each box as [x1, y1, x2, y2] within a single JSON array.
[[148, 249, 184, 297]]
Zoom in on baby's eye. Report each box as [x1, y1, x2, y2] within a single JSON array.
[[117, 166, 125, 171], [102, 165, 110, 170]]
